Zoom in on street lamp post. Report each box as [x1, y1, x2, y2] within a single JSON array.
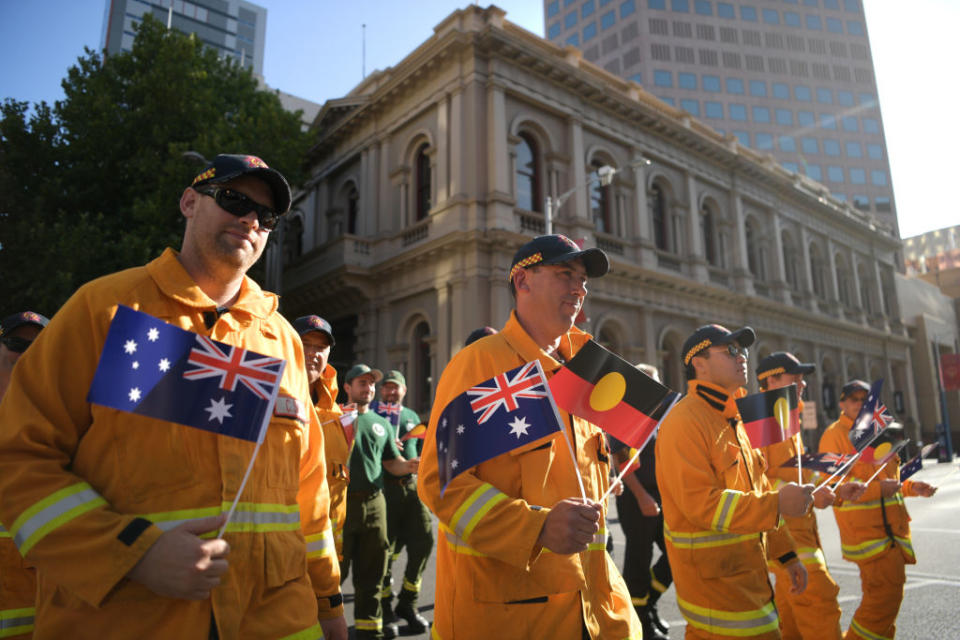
[[543, 157, 651, 235]]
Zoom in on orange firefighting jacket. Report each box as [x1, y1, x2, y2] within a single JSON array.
[[417, 311, 641, 640], [656, 380, 796, 639], [0, 249, 341, 639], [313, 364, 349, 557], [0, 534, 34, 638], [819, 415, 918, 565]]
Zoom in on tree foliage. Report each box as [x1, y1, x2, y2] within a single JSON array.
[[0, 15, 310, 316]]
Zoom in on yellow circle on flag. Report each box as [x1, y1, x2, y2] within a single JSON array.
[[874, 442, 891, 460], [774, 397, 790, 435], [590, 372, 626, 412]]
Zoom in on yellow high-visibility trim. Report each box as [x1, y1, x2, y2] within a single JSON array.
[[841, 538, 891, 561], [0, 606, 35, 638], [796, 546, 826, 567], [664, 526, 759, 549], [711, 489, 743, 532], [13, 483, 107, 555], [677, 596, 779, 637], [355, 618, 382, 631], [450, 483, 507, 542], [850, 618, 893, 640], [277, 622, 323, 640]]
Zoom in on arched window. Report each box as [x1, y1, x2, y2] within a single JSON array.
[[810, 244, 826, 298], [415, 144, 431, 221], [514, 133, 540, 212], [649, 183, 669, 251], [782, 231, 800, 290], [412, 321, 432, 412], [701, 204, 718, 266], [596, 325, 622, 355], [346, 186, 359, 235], [590, 159, 613, 234]]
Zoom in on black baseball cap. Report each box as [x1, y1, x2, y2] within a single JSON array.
[[840, 379, 870, 400], [682, 324, 756, 366], [0, 311, 49, 336], [509, 234, 609, 283], [293, 315, 335, 346], [756, 351, 816, 383], [191, 154, 292, 214]]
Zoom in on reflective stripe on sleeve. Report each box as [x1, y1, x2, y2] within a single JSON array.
[[664, 526, 760, 549], [894, 536, 915, 560], [12, 482, 107, 555], [850, 618, 893, 640], [835, 494, 904, 512], [796, 546, 826, 567], [305, 526, 336, 559], [0, 524, 9, 539], [0, 607, 35, 638], [142, 502, 300, 536], [440, 523, 487, 557], [677, 596, 779, 637], [449, 483, 507, 542], [278, 622, 323, 640], [711, 489, 743, 532]]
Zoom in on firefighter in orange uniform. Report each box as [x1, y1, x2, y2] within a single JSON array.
[[755, 353, 866, 639], [295, 314, 351, 560], [657, 324, 815, 639], [818, 380, 936, 640], [0, 155, 346, 639], [0, 311, 49, 639], [418, 235, 641, 640]]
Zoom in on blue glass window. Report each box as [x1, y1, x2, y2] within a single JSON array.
[[875, 197, 891, 210], [826, 17, 843, 32], [837, 90, 854, 106], [548, 22, 562, 38], [565, 11, 578, 28], [566, 0, 577, 5], [695, 0, 712, 15], [621, 0, 636, 18], [681, 99, 700, 116], [750, 80, 767, 96], [801, 137, 818, 153], [847, 20, 864, 35], [547, 1, 560, 17], [862, 118, 879, 133], [654, 70, 673, 87], [823, 139, 840, 156], [583, 0, 596, 17], [678, 72, 697, 89], [784, 11, 801, 26], [844, 0, 859, 12], [772, 82, 790, 99], [659, 96, 676, 106], [866, 144, 883, 159], [823, 0, 838, 7], [841, 116, 858, 132], [566, 33, 580, 46], [820, 113, 836, 130], [795, 85, 812, 101], [756, 133, 773, 150], [797, 110, 814, 126], [647, 0, 666, 7], [740, 5, 757, 21], [601, 10, 616, 28], [806, 14, 822, 29], [672, 0, 690, 11], [779, 136, 797, 152], [782, 162, 800, 173], [584, 22, 598, 40], [783, 0, 797, 4], [776, 108, 793, 125], [827, 166, 844, 182], [752, 106, 771, 123], [850, 168, 866, 184], [726, 77, 744, 94], [845, 142, 862, 157], [705, 101, 724, 118], [729, 104, 747, 121], [703, 75, 722, 92], [805, 0, 820, 5], [762, 9, 780, 24], [859, 93, 876, 106], [832, 193, 846, 202], [733, 131, 750, 146], [871, 170, 887, 186], [806, 164, 822, 180], [717, 2, 734, 17], [816, 88, 833, 104]]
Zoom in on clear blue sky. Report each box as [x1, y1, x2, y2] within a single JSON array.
[[0, 0, 955, 238]]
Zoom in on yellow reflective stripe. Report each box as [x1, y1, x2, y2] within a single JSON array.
[[431, 626, 443, 640], [835, 494, 904, 512], [632, 595, 650, 606], [894, 536, 915, 560], [841, 538, 891, 561], [143, 502, 300, 535], [541, 527, 607, 554], [651, 571, 668, 594], [797, 546, 826, 567], [278, 622, 323, 640], [379, 584, 394, 598], [402, 577, 422, 592], [665, 526, 759, 549], [355, 618, 382, 631], [449, 483, 507, 541], [305, 526, 336, 559], [850, 618, 893, 640], [440, 523, 487, 557], [143, 506, 223, 531], [0, 607, 35, 638], [677, 596, 779, 637], [711, 489, 743, 532], [0, 524, 10, 539], [12, 482, 107, 555]]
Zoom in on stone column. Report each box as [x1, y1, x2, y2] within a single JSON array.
[[568, 116, 588, 223], [729, 181, 755, 295], [826, 238, 840, 303], [486, 83, 509, 201], [437, 93, 450, 207], [770, 210, 791, 304]]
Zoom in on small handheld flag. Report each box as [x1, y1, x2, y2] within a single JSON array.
[[436, 360, 564, 494], [849, 379, 894, 452], [401, 423, 428, 441], [899, 443, 938, 481], [783, 452, 856, 475], [864, 439, 910, 485], [371, 401, 402, 428], [736, 385, 800, 448], [859, 428, 905, 465], [549, 340, 678, 449]]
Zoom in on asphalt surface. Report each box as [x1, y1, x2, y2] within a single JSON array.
[[342, 460, 960, 638]]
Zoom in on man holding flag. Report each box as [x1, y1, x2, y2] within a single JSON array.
[[754, 353, 864, 640], [417, 235, 641, 639], [819, 380, 937, 640], [0, 154, 346, 639], [656, 325, 814, 639]]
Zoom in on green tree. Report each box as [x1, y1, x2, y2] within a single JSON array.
[[0, 14, 309, 315]]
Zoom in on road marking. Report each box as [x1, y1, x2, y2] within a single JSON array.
[[912, 527, 960, 534]]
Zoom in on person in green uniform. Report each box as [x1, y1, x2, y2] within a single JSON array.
[[370, 370, 433, 634], [340, 364, 419, 640]]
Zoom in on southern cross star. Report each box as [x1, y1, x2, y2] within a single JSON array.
[[205, 397, 233, 424], [507, 415, 530, 439]]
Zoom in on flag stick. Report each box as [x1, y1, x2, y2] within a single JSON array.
[[540, 360, 588, 502], [935, 464, 960, 488], [558, 424, 588, 502], [815, 449, 863, 492], [797, 435, 803, 485]]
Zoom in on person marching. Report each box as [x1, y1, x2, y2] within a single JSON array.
[[656, 324, 814, 639], [294, 314, 351, 560], [755, 353, 866, 639], [340, 364, 420, 640], [370, 370, 432, 635], [610, 363, 672, 640], [418, 234, 642, 640], [818, 380, 937, 640], [0, 311, 49, 639]]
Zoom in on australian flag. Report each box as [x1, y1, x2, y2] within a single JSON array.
[[371, 401, 402, 434], [849, 379, 894, 451], [437, 360, 563, 494], [87, 305, 286, 443], [782, 452, 856, 475]]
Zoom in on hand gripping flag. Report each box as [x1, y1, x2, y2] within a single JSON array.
[[436, 360, 563, 494], [783, 452, 856, 475], [900, 443, 938, 481], [88, 305, 285, 443], [849, 379, 894, 452], [736, 385, 800, 448], [549, 340, 679, 450]]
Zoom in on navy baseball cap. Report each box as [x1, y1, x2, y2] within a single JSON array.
[[293, 315, 335, 346], [509, 234, 609, 282], [682, 324, 756, 366], [191, 154, 292, 214], [840, 379, 870, 400], [756, 351, 816, 383], [0, 311, 49, 336]]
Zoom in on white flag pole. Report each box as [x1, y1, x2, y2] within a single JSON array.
[[814, 448, 864, 492], [540, 360, 588, 502]]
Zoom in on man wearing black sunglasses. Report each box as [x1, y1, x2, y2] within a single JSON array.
[[0, 155, 347, 640]]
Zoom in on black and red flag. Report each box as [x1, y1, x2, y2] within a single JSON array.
[[736, 385, 800, 448], [549, 340, 678, 450]]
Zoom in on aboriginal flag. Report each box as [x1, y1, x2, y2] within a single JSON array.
[[401, 424, 428, 441], [859, 428, 905, 465], [736, 385, 800, 448], [549, 340, 678, 449]]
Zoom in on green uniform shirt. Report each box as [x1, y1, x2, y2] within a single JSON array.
[[347, 410, 400, 492]]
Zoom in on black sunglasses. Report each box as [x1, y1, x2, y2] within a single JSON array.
[[1, 335, 33, 354], [719, 343, 749, 359], [193, 186, 282, 231]]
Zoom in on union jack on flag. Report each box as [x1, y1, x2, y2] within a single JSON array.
[[850, 379, 894, 451], [371, 401, 402, 427], [782, 452, 855, 475], [467, 361, 551, 424], [185, 335, 284, 400]]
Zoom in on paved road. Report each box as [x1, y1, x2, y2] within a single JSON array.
[[341, 460, 960, 638]]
